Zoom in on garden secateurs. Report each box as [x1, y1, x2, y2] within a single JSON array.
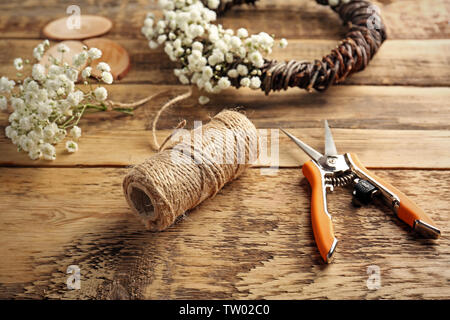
[[281, 121, 441, 263]]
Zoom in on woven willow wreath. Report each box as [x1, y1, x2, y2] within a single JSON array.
[[142, 0, 386, 104]]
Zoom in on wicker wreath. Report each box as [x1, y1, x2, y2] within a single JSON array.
[[222, 0, 387, 93], [143, 0, 386, 98]]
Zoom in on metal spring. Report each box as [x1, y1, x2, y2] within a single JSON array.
[[325, 172, 357, 187]]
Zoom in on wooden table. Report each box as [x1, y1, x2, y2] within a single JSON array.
[[0, 0, 449, 299]]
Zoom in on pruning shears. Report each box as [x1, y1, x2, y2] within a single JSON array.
[[281, 121, 441, 263]]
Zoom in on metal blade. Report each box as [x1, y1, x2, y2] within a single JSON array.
[[280, 128, 323, 163], [324, 120, 338, 156]]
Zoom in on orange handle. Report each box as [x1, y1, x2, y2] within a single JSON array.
[[348, 153, 440, 238], [302, 160, 338, 263]]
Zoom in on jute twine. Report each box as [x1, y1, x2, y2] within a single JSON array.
[[123, 110, 259, 231]]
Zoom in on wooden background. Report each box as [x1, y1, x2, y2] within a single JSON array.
[[0, 0, 449, 299]]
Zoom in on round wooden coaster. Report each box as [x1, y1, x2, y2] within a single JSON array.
[[43, 15, 112, 40], [83, 38, 131, 80], [39, 40, 87, 80]]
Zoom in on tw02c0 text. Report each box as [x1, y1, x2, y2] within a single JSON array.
[[179, 304, 270, 317], [223, 304, 270, 315]]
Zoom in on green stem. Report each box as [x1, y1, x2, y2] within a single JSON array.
[[73, 104, 88, 127], [84, 104, 107, 112], [61, 115, 75, 128], [59, 102, 134, 130], [112, 107, 134, 115]]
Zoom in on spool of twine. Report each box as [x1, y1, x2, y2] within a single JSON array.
[[123, 110, 259, 231]]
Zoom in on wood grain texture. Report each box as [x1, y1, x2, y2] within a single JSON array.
[[1, 127, 449, 168], [2, 84, 450, 131], [1, 39, 449, 86], [0, 0, 448, 40], [1, 85, 449, 167], [0, 168, 448, 299]]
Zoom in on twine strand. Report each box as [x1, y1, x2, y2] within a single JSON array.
[[106, 92, 161, 110], [151, 88, 193, 151]]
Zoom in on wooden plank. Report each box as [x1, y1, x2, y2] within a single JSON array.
[[0, 0, 448, 40], [1, 39, 449, 86], [0, 167, 448, 299], [0, 84, 449, 167], [1, 85, 449, 131], [0, 127, 449, 169]]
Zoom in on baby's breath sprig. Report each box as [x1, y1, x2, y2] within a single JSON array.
[[142, 0, 288, 105], [0, 40, 123, 160]]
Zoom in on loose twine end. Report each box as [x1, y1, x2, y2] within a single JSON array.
[[106, 92, 161, 111], [105, 87, 193, 152], [151, 87, 193, 152]]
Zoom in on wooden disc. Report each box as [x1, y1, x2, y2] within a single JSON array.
[[83, 38, 131, 80], [43, 15, 112, 40], [39, 40, 87, 81]]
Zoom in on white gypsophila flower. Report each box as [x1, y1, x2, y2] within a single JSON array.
[[94, 86, 108, 101], [31, 64, 46, 82], [48, 64, 63, 77], [250, 76, 261, 89], [43, 122, 57, 140], [14, 58, 23, 71], [240, 77, 250, 87], [28, 148, 42, 160], [227, 69, 238, 78], [41, 143, 56, 160], [198, 95, 210, 105], [67, 90, 84, 106], [70, 125, 82, 139], [57, 43, 70, 53], [33, 44, 45, 61], [0, 96, 7, 111], [208, 0, 220, 9], [248, 51, 264, 68], [328, 0, 339, 6], [179, 74, 190, 85], [2, 41, 117, 160], [65, 140, 78, 153], [96, 62, 111, 72], [11, 97, 25, 112], [237, 64, 248, 76], [65, 68, 79, 82], [192, 41, 203, 51], [217, 77, 231, 90], [37, 103, 52, 119], [72, 51, 88, 67], [81, 66, 92, 79], [279, 38, 288, 49], [0, 76, 15, 93], [149, 40, 159, 49], [157, 34, 167, 44], [32, 40, 50, 61], [57, 87, 65, 96], [237, 28, 249, 38], [88, 47, 102, 60], [142, 0, 283, 97], [101, 72, 113, 84]]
